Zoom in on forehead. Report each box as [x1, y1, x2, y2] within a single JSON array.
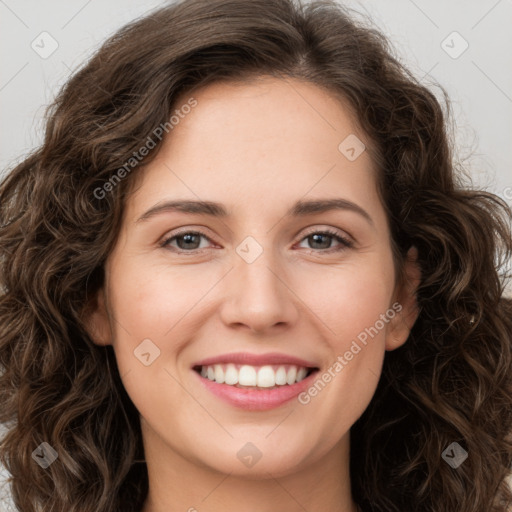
[[125, 77, 382, 224]]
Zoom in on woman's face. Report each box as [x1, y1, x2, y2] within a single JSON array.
[[88, 76, 419, 479]]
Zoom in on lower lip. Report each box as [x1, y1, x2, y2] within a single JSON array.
[[193, 370, 318, 411]]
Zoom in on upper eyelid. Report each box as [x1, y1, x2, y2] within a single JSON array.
[[300, 225, 353, 240]]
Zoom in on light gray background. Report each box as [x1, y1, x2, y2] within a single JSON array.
[[1, 0, 511, 509]]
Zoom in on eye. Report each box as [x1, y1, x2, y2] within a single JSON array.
[[296, 228, 354, 252], [160, 230, 215, 252]]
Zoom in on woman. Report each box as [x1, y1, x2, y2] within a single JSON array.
[[1, 0, 511, 511]]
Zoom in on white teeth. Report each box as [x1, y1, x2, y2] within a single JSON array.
[[286, 366, 297, 385], [257, 365, 275, 388], [238, 365, 257, 386], [199, 363, 312, 388], [296, 367, 307, 381], [275, 366, 287, 385], [224, 363, 238, 385], [214, 365, 225, 384]]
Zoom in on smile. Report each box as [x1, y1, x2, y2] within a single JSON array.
[[191, 352, 320, 410], [194, 363, 315, 389]]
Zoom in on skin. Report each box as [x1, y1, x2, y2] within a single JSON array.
[[86, 76, 420, 512]]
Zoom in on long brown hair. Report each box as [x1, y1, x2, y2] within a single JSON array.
[[1, 0, 511, 510]]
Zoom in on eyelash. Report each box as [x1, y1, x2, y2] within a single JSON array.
[[160, 228, 354, 254]]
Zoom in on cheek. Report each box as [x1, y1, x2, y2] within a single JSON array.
[[108, 259, 216, 340], [105, 262, 213, 428], [296, 257, 396, 345], [105, 258, 225, 404], [292, 258, 395, 439]]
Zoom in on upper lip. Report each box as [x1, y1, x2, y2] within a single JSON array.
[[192, 352, 319, 369]]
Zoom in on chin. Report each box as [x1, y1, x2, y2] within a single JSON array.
[[193, 442, 309, 478]]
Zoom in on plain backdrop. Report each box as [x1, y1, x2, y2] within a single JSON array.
[[1, 0, 511, 508]]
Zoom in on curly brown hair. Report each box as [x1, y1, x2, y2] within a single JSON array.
[[1, 0, 511, 511]]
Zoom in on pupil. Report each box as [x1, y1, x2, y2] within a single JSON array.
[[310, 233, 330, 249], [178, 234, 200, 250]]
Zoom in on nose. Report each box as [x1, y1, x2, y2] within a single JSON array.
[[218, 246, 300, 334]]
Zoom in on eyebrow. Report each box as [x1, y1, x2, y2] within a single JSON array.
[[135, 198, 374, 226]]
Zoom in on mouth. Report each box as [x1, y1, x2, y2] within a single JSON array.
[[193, 363, 319, 390], [191, 352, 321, 410]]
